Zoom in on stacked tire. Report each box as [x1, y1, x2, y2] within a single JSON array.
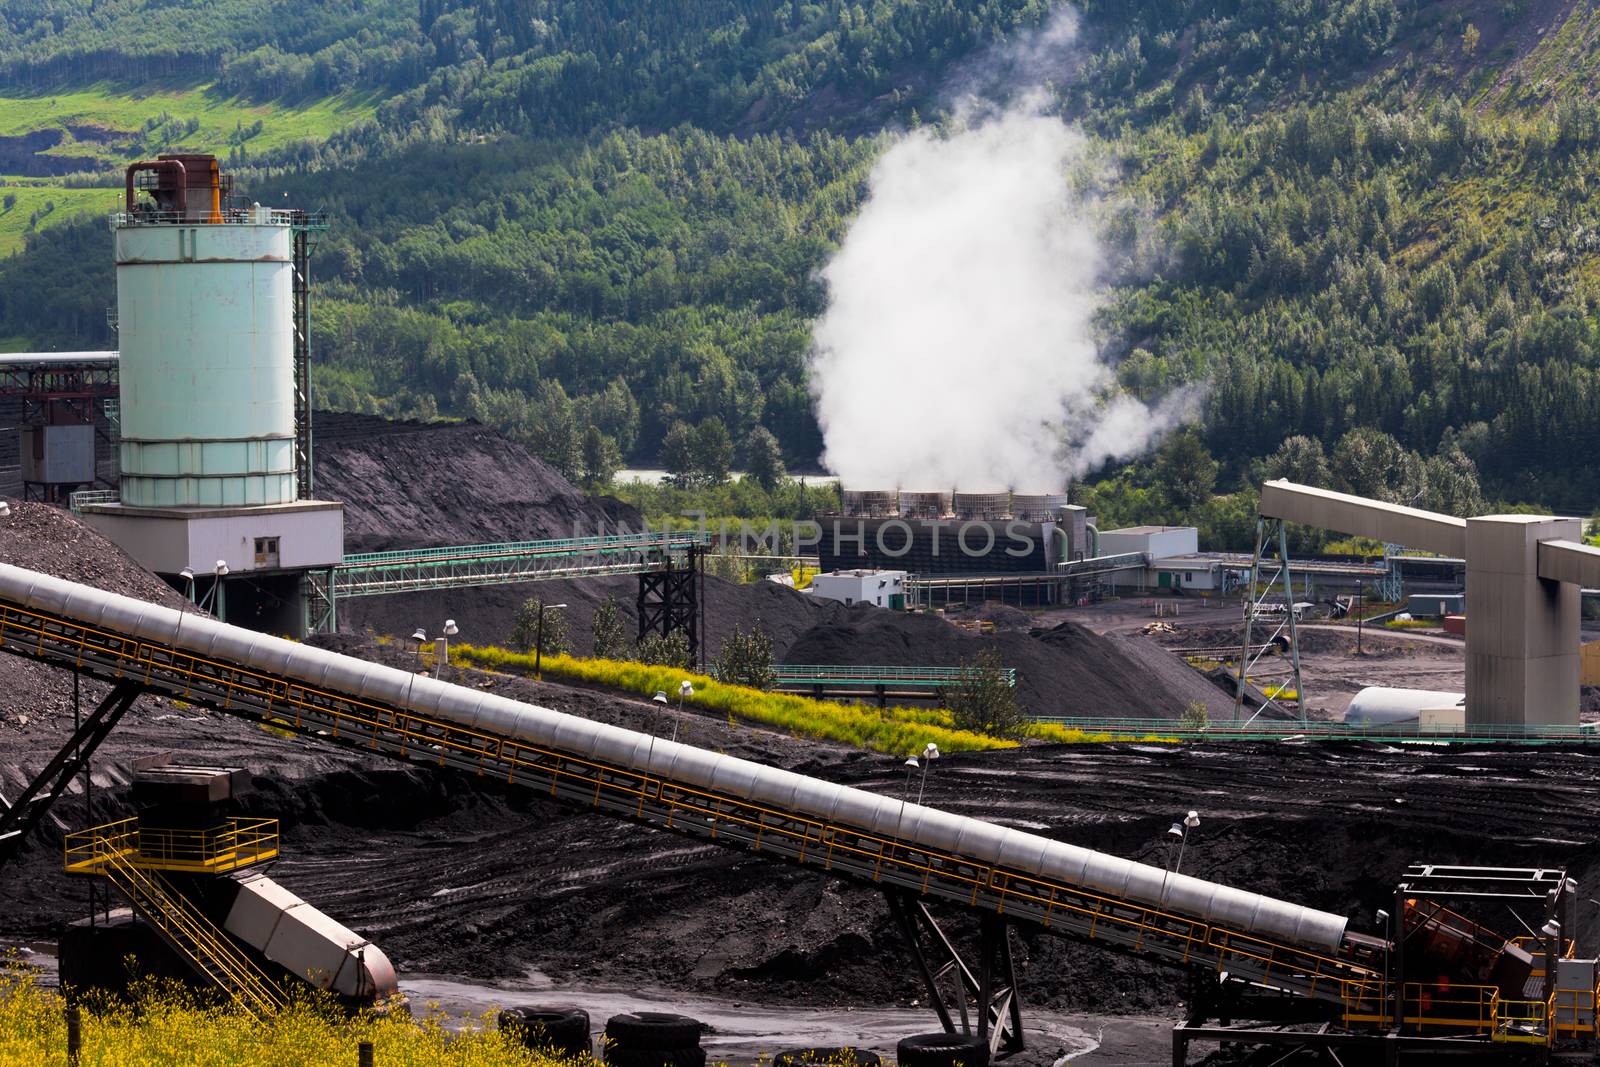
[[498, 1006, 591, 1060], [774, 1048, 882, 1067], [895, 1033, 990, 1067], [604, 1012, 706, 1067]]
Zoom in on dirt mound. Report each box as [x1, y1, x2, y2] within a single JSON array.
[[0, 501, 184, 606], [313, 412, 640, 552], [783, 611, 1193, 719]]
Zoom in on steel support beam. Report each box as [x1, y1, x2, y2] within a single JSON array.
[[885, 891, 1026, 1058], [1235, 517, 1305, 723], [0, 681, 142, 870]]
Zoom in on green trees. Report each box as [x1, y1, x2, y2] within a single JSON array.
[[714, 625, 775, 690], [692, 419, 734, 487], [510, 598, 569, 656], [948, 649, 1027, 740], [580, 425, 622, 488], [745, 427, 786, 492], [636, 631, 694, 670], [1155, 430, 1218, 511], [591, 596, 630, 660]]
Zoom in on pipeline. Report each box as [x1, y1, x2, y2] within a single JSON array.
[[0, 563, 1381, 1001]]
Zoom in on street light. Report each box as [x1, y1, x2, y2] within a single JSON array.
[[1168, 810, 1201, 873], [411, 628, 428, 670], [434, 619, 459, 679], [891, 756, 920, 851], [0, 501, 10, 518], [198, 560, 229, 617], [671, 679, 693, 743], [533, 603, 568, 680], [915, 743, 939, 804], [179, 567, 196, 605]]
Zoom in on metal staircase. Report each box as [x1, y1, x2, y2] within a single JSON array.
[[66, 822, 285, 1015]]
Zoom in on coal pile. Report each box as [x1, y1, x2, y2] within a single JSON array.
[[783, 610, 1195, 719], [314, 412, 640, 552]]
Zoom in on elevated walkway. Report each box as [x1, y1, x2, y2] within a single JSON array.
[[302, 532, 707, 633], [65, 816, 279, 876]]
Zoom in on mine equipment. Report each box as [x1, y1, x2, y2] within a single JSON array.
[[58, 756, 395, 1012], [0, 560, 1592, 1057]]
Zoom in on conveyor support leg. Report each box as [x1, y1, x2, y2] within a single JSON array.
[[0, 681, 141, 869], [885, 890, 1026, 1057]]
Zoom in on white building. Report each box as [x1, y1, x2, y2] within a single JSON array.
[[808, 569, 907, 609], [1096, 526, 1222, 592]]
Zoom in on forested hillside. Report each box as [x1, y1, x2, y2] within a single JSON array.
[[3, 0, 1600, 523]]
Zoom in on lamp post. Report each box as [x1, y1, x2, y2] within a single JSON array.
[[434, 619, 458, 679], [411, 628, 428, 670], [1168, 810, 1201, 873], [672, 679, 692, 743], [199, 560, 229, 618], [891, 755, 920, 852], [533, 602, 568, 680], [916, 742, 939, 804]]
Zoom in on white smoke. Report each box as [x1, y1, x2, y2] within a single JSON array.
[[809, 8, 1194, 490]]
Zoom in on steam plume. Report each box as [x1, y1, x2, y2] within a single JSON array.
[[810, 8, 1193, 489]]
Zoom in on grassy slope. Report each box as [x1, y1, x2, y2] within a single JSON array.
[[0, 83, 379, 165], [0, 83, 377, 251], [0, 185, 120, 256]]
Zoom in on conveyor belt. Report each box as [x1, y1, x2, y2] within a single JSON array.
[[0, 563, 1383, 1003]]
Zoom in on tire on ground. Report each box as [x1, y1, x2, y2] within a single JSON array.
[[895, 1033, 990, 1067], [499, 1005, 591, 1056], [604, 1011, 703, 1050], [774, 1047, 883, 1067], [603, 1045, 709, 1067]]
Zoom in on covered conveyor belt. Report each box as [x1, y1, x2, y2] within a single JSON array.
[[0, 563, 1383, 1003]]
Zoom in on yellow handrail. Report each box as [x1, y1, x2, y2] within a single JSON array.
[[90, 835, 284, 1015], [65, 817, 278, 875]]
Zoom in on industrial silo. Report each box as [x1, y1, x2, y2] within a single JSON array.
[[77, 155, 344, 637], [115, 155, 295, 507]]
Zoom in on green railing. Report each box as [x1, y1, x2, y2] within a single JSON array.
[[1028, 715, 1600, 745], [768, 664, 1017, 688], [339, 532, 707, 568]]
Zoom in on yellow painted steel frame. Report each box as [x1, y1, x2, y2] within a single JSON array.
[[65, 817, 279, 875], [1340, 980, 1560, 1046], [0, 596, 1382, 1005], [81, 830, 285, 1016]]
